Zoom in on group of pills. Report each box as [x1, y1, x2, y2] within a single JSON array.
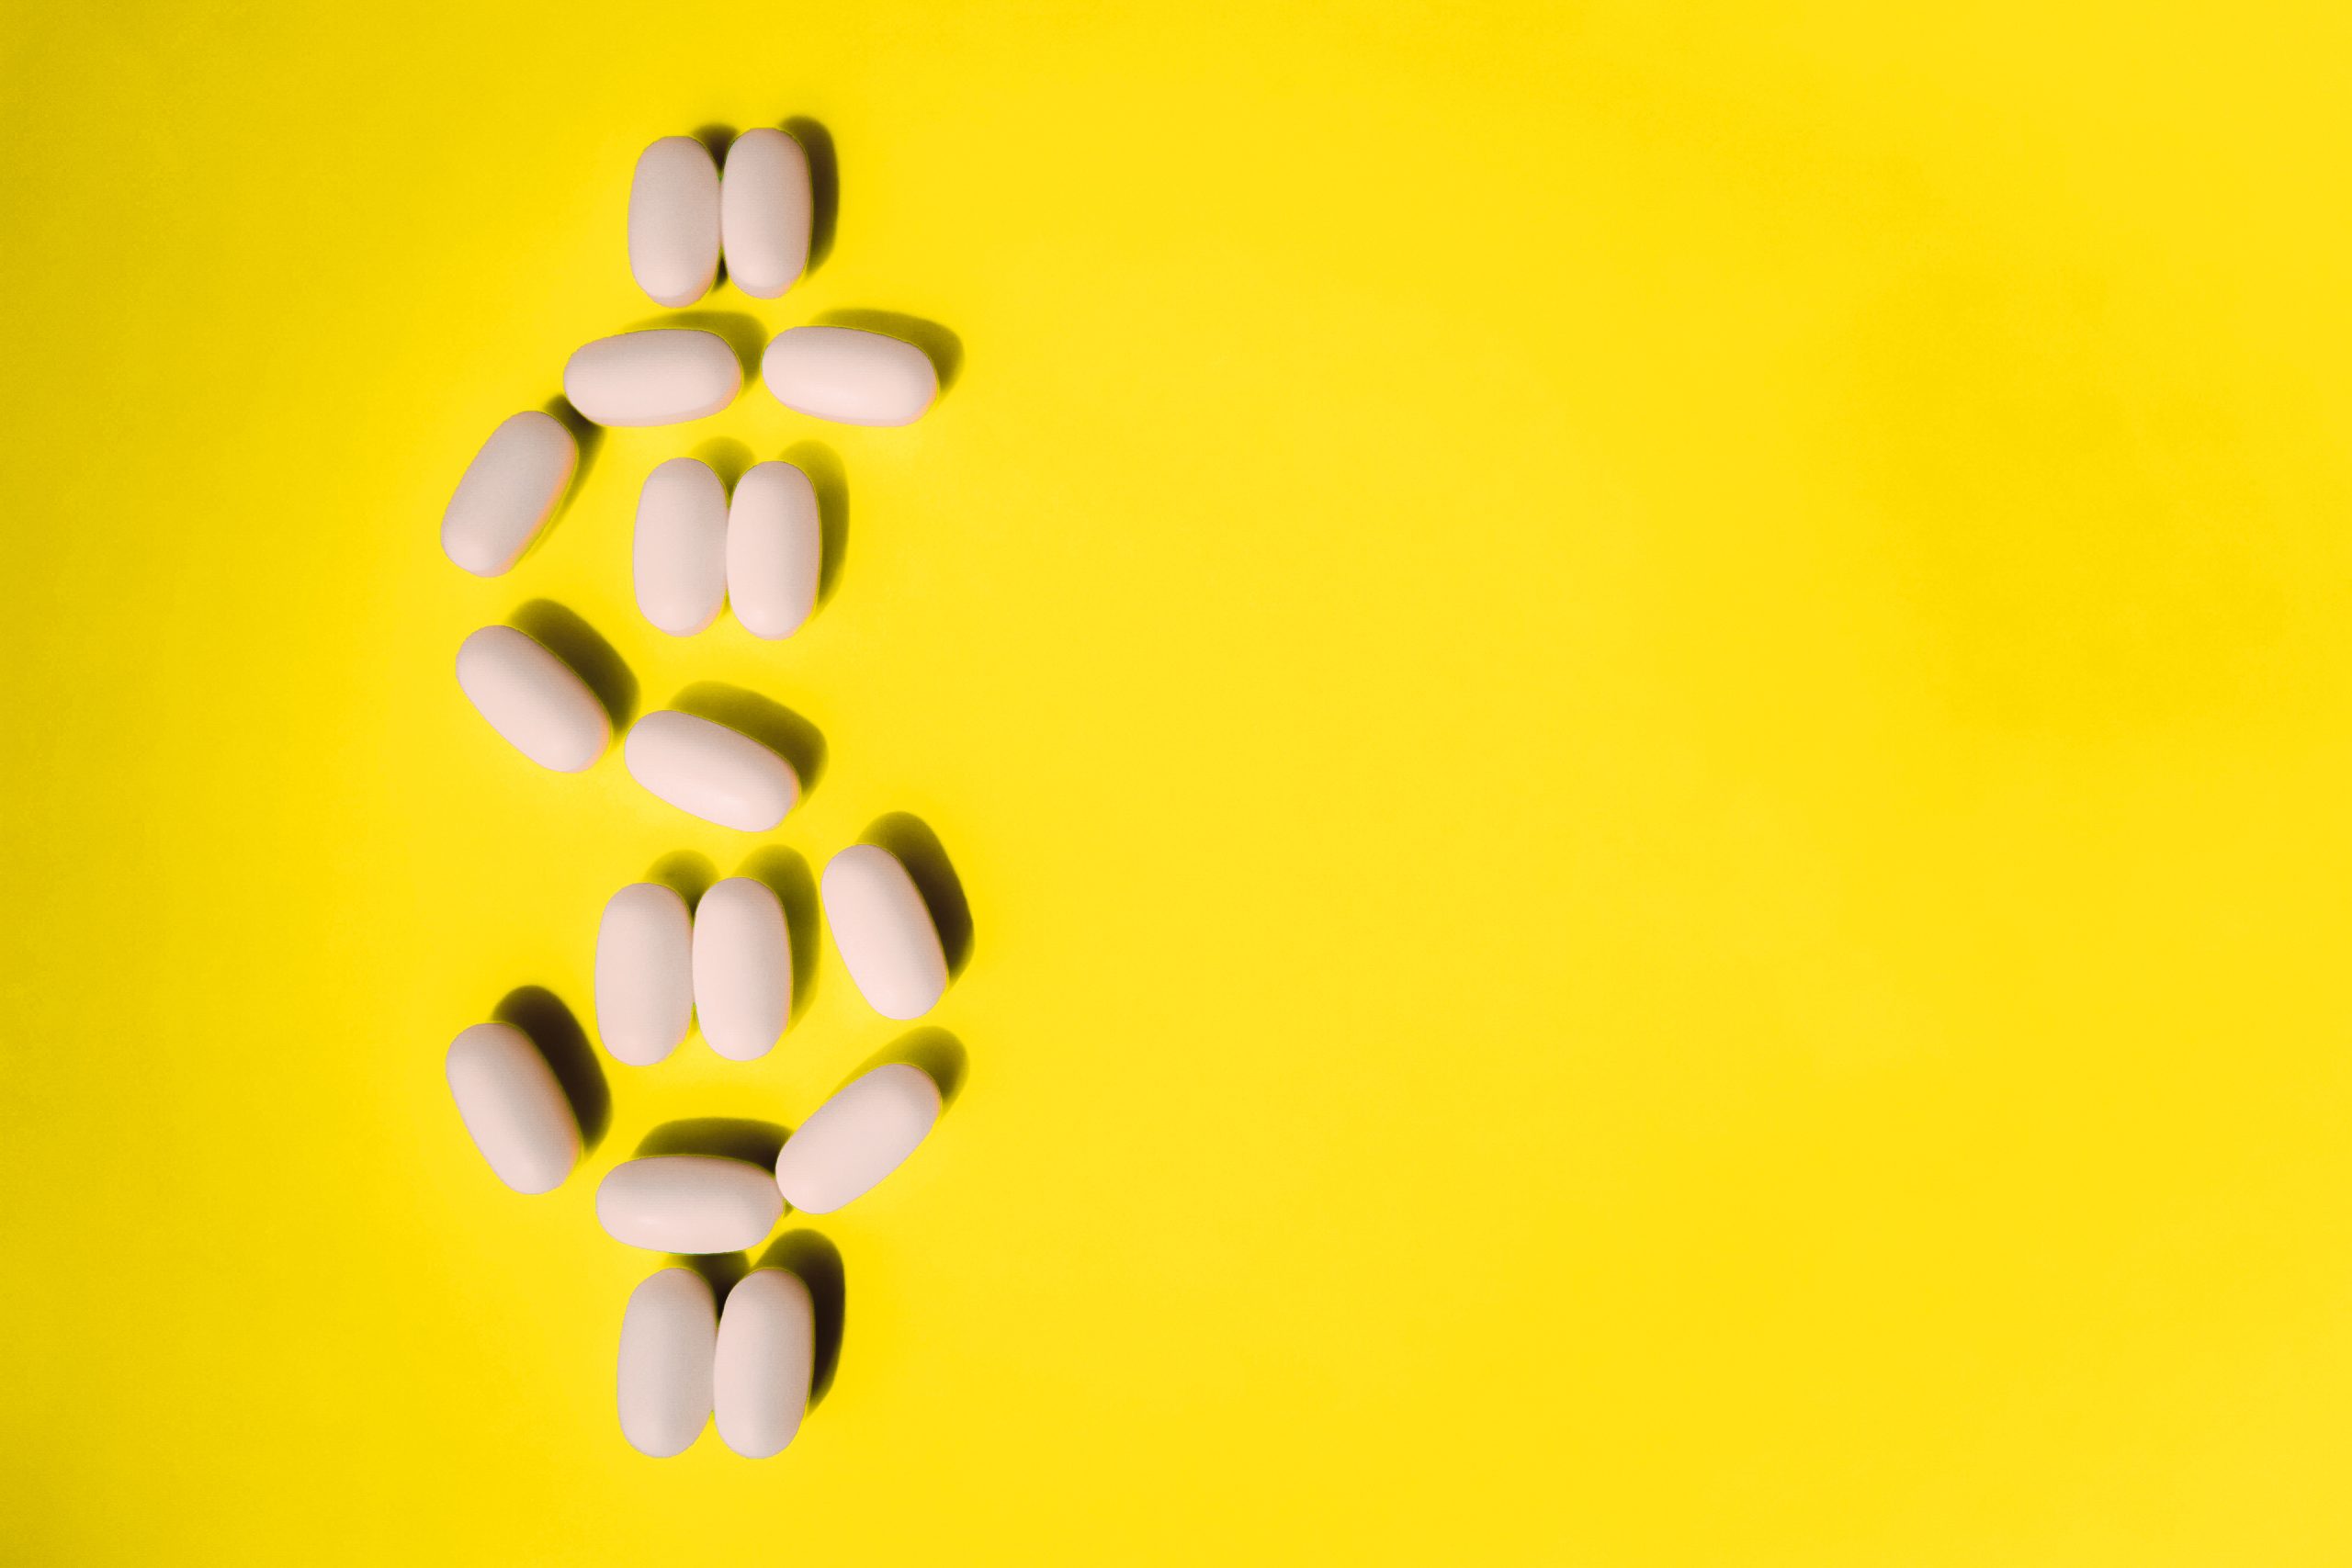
[[437, 124, 966, 1459]]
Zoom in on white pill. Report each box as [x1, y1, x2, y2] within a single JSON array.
[[726, 462, 821, 639], [597, 1156, 782, 1253], [595, 883, 694, 1066], [713, 1269, 812, 1458], [820, 845, 948, 1019], [774, 1063, 944, 1213], [439, 411, 577, 577], [624, 710, 799, 832], [633, 457, 729, 637], [563, 331, 741, 428], [445, 1021, 579, 1194], [693, 877, 790, 1061], [719, 129, 811, 300], [455, 625, 610, 773], [616, 1269, 716, 1457], [761, 326, 937, 427], [628, 136, 720, 308]]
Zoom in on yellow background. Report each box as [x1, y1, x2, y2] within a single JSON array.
[[6, 2, 2351, 1562]]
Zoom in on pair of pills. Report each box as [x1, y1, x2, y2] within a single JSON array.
[[561, 325, 937, 430], [620, 1265, 810, 1459], [636, 457, 819, 638], [628, 129, 809, 307]]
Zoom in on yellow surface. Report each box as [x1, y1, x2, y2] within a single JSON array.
[[6, 2, 2352, 1562]]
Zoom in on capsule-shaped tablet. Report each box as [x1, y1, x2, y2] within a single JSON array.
[[719, 129, 811, 300], [628, 136, 720, 308], [692, 877, 790, 1061], [563, 331, 741, 428], [624, 711, 799, 832], [595, 883, 694, 1066], [634, 458, 729, 636], [726, 462, 821, 639], [761, 326, 937, 427], [455, 625, 611, 773], [597, 1156, 782, 1253], [616, 1269, 717, 1457], [439, 411, 578, 577], [820, 845, 948, 1018], [773, 1063, 944, 1213], [712, 1269, 812, 1457], [445, 1021, 580, 1194]]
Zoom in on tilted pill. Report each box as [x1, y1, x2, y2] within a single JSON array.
[[633, 457, 729, 637], [773, 1063, 944, 1213], [761, 326, 937, 427], [624, 711, 799, 832], [563, 331, 741, 428], [726, 461, 821, 640], [692, 877, 790, 1061], [445, 1021, 580, 1194], [439, 411, 578, 577], [455, 625, 610, 773], [719, 129, 811, 299], [713, 1269, 812, 1458], [628, 135, 720, 308], [820, 844, 948, 1019], [596, 1156, 783, 1253], [616, 1268, 717, 1458], [595, 883, 694, 1066]]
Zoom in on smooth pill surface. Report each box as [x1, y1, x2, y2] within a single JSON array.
[[633, 457, 729, 636], [628, 136, 720, 308], [624, 711, 799, 832], [712, 1269, 812, 1458], [761, 326, 938, 427], [616, 1269, 716, 1457], [446, 1021, 580, 1194], [692, 877, 790, 1061], [820, 845, 948, 1018], [454, 625, 610, 773], [726, 462, 821, 639], [718, 129, 811, 299], [596, 1156, 783, 1253], [773, 1063, 944, 1213], [439, 411, 577, 577], [563, 331, 741, 428], [595, 883, 694, 1066]]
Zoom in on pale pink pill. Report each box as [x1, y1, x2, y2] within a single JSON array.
[[773, 1063, 944, 1213], [563, 331, 741, 427], [628, 135, 720, 308], [597, 1156, 782, 1253], [719, 129, 811, 299], [692, 877, 789, 1061], [439, 411, 578, 577], [820, 844, 948, 1019], [633, 457, 729, 636], [454, 625, 610, 773], [616, 1269, 716, 1457], [726, 462, 821, 639], [713, 1269, 812, 1458], [761, 326, 937, 426], [595, 883, 694, 1066], [623, 711, 799, 831], [446, 1021, 580, 1194]]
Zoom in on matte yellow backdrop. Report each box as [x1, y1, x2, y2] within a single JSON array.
[[6, 2, 2352, 1562]]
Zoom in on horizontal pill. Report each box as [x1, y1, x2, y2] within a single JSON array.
[[761, 326, 937, 426], [563, 331, 741, 427], [617, 1269, 716, 1457], [713, 1269, 812, 1458], [440, 411, 577, 577], [446, 1021, 579, 1194], [820, 845, 948, 1019], [595, 883, 694, 1066], [624, 710, 799, 831], [597, 1156, 782, 1253], [455, 625, 610, 773], [773, 1063, 943, 1213], [634, 457, 729, 636], [628, 135, 720, 309], [726, 461, 821, 640], [719, 129, 810, 299], [693, 877, 789, 1061]]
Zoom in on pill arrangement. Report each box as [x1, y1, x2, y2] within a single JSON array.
[[439, 123, 968, 1458]]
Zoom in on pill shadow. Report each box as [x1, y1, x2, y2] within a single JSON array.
[[780, 440, 851, 606], [813, 308, 964, 395], [674, 1250, 749, 1310], [738, 845, 821, 1023], [691, 437, 754, 488], [540, 395, 607, 531], [861, 813, 973, 977], [510, 601, 639, 730], [854, 1026, 969, 1109], [754, 1230, 847, 1408], [646, 850, 718, 909], [492, 987, 611, 1154], [672, 682, 827, 794], [782, 118, 839, 276], [692, 123, 739, 291], [637, 1117, 791, 1168], [634, 309, 767, 384]]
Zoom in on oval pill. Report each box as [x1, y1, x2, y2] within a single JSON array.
[[719, 128, 811, 299], [616, 1268, 716, 1457], [623, 710, 799, 831], [563, 331, 741, 428], [455, 625, 610, 773], [761, 326, 938, 427], [634, 457, 729, 636], [692, 877, 790, 1061], [712, 1269, 812, 1458], [773, 1063, 944, 1213], [596, 1156, 782, 1253], [595, 883, 694, 1066], [820, 844, 948, 1018], [726, 461, 821, 639], [446, 1021, 580, 1194], [628, 135, 720, 308], [439, 411, 577, 577]]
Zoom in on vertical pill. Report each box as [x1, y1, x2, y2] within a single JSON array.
[[595, 883, 694, 1066], [454, 625, 611, 773], [623, 711, 800, 831], [692, 877, 790, 1061], [562, 331, 742, 428], [712, 1269, 813, 1458], [628, 135, 721, 308], [439, 411, 578, 577], [616, 1268, 717, 1457], [820, 844, 949, 1019], [719, 128, 811, 299], [772, 1063, 944, 1213], [761, 326, 939, 426], [726, 461, 821, 639], [634, 457, 729, 636], [445, 1021, 581, 1194]]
